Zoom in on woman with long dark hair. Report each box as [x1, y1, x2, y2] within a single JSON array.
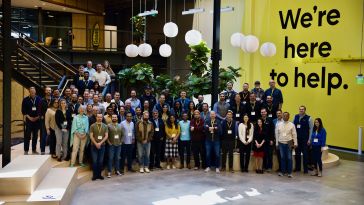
[[310, 118, 326, 177], [172, 101, 182, 121], [160, 104, 170, 123], [253, 119, 266, 174], [164, 115, 180, 169], [238, 114, 254, 172], [187, 101, 196, 120]]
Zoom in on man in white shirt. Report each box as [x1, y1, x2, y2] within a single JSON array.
[[111, 92, 124, 107], [275, 112, 297, 178], [92, 64, 111, 95], [127, 89, 141, 110], [103, 93, 112, 109], [84, 60, 96, 78]]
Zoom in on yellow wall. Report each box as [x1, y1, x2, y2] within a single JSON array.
[[195, 0, 364, 150], [242, 0, 364, 150]]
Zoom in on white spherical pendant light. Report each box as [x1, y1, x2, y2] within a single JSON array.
[[260, 42, 277, 57], [138, 43, 153, 57], [185, 30, 202, 46], [125, 44, 139, 57], [241, 35, 259, 53], [159, 44, 172, 57], [230, 32, 244, 48], [163, 22, 178, 38]]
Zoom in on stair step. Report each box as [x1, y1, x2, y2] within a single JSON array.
[[0, 168, 78, 205], [0, 155, 52, 195]]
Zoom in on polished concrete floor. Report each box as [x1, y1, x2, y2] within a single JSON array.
[[71, 159, 364, 205]]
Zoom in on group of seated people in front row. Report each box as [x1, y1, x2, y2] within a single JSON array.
[[21, 74, 327, 181]]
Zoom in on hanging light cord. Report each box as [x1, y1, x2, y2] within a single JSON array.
[[360, 0, 364, 75], [169, 0, 172, 22], [131, 0, 134, 43], [164, 0, 167, 43]]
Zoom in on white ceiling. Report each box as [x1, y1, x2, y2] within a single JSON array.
[[1, 0, 92, 14]]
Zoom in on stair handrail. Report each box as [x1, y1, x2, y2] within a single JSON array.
[[0, 21, 77, 75]]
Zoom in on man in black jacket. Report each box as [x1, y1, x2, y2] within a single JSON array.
[[220, 110, 238, 173], [149, 110, 165, 170], [261, 108, 275, 172]]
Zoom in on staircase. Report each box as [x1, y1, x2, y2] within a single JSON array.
[[0, 22, 77, 93]]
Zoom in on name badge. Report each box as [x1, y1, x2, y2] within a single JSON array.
[[226, 99, 230, 103], [63, 121, 68, 126], [251, 111, 256, 116], [97, 136, 102, 140], [268, 114, 272, 118], [172, 134, 176, 137], [256, 98, 261, 101], [297, 124, 301, 129], [155, 128, 160, 132], [283, 133, 287, 137], [236, 113, 240, 118], [79, 77, 84, 80], [243, 101, 246, 104], [228, 130, 232, 134], [128, 132, 132, 137], [313, 138, 318, 143], [115, 135, 119, 139], [32, 106, 36, 111]]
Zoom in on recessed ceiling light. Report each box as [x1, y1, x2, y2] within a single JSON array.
[[62, 7, 66, 10], [34, 5, 38, 8], [42, 3, 46, 6]]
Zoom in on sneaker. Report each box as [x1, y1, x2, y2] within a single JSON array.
[[41, 152, 45, 155], [144, 168, 150, 173], [205, 167, 210, 172], [98, 176, 104, 180], [179, 164, 184, 169], [231, 170, 235, 173], [172, 165, 176, 169], [266, 169, 272, 173], [92, 176, 97, 181], [318, 172, 322, 177], [24, 151, 29, 155], [80, 163, 87, 167], [32, 151, 39, 155], [116, 171, 122, 176], [140, 168, 144, 173], [288, 174, 293, 178], [216, 168, 220, 173], [107, 172, 111, 178], [166, 165, 171, 170], [278, 172, 283, 177], [194, 167, 199, 170], [311, 171, 318, 176]]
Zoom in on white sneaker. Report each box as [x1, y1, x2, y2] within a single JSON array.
[[107, 172, 111, 178], [144, 168, 150, 173], [139, 168, 144, 173], [205, 167, 210, 172], [116, 171, 122, 176], [166, 165, 171, 170], [216, 168, 220, 173], [172, 165, 176, 169]]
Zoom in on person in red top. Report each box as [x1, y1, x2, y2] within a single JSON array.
[[253, 119, 267, 174], [190, 110, 206, 170]]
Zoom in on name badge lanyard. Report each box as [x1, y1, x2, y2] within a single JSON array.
[[227, 121, 232, 135], [63, 111, 67, 128], [251, 103, 255, 113], [242, 92, 248, 101], [113, 123, 119, 139], [97, 124, 103, 140], [211, 120, 215, 141], [31, 97, 37, 110]]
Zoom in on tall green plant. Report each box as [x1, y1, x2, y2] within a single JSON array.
[[130, 15, 145, 41], [218, 66, 242, 91], [117, 63, 154, 90], [186, 41, 210, 76]]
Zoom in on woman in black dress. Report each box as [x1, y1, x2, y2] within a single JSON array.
[[253, 118, 266, 174]]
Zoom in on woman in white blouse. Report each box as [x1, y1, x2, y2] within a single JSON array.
[[238, 115, 254, 172]]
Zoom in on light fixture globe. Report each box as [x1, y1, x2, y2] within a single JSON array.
[[230, 32, 244, 48], [159, 44, 172, 57], [125, 44, 139, 57], [241, 35, 259, 53], [163, 22, 178, 38], [185, 30, 202, 46], [260, 42, 277, 57], [138, 43, 153, 57]]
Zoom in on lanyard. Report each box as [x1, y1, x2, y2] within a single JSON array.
[[271, 88, 275, 96], [195, 119, 200, 127], [251, 102, 255, 110], [242, 92, 248, 99], [96, 123, 103, 134], [211, 120, 215, 127], [227, 121, 232, 129], [31, 97, 36, 106]]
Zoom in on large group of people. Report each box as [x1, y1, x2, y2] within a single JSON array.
[[21, 60, 327, 181]]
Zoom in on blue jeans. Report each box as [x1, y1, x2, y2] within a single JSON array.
[[205, 140, 220, 168], [279, 143, 292, 174], [121, 144, 134, 171], [108, 145, 122, 172], [312, 146, 323, 171], [137, 142, 151, 167], [91, 145, 106, 177]]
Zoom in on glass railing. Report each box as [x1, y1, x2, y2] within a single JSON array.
[[14, 25, 165, 52]]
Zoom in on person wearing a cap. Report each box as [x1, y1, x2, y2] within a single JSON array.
[[225, 81, 237, 104], [238, 83, 250, 105], [140, 85, 157, 111], [264, 80, 283, 110], [251, 81, 265, 103], [220, 110, 238, 173], [213, 92, 230, 121], [229, 93, 246, 123]]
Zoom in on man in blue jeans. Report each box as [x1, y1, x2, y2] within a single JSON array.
[[275, 112, 297, 178], [107, 114, 124, 178], [120, 112, 135, 173], [204, 111, 221, 173], [136, 111, 154, 173], [89, 113, 109, 181]]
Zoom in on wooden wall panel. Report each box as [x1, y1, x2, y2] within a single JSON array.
[[72, 13, 87, 50]]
